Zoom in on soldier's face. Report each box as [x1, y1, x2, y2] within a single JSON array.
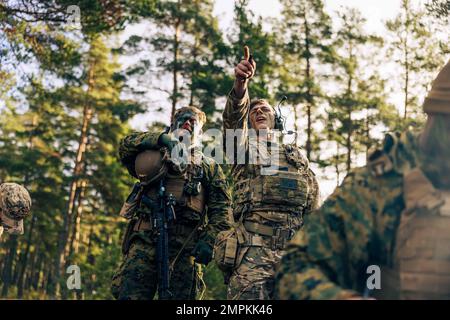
[[172, 111, 203, 144], [249, 103, 275, 131]]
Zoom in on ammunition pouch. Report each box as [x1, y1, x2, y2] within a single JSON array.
[[243, 221, 293, 251], [143, 172, 206, 214], [131, 216, 195, 236], [234, 171, 308, 213], [213, 223, 246, 276]]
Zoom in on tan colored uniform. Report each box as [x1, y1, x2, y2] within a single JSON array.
[[374, 167, 450, 299]]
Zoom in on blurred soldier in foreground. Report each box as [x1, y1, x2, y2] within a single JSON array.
[[0, 183, 32, 239], [275, 59, 450, 300], [215, 46, 319, 300], [111, 106, 231, 300]]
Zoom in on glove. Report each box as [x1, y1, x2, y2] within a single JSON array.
[[191, 239, 213, 265], [158, 133, 179, 152]]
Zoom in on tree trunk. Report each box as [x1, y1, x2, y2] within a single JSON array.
[[16, 215, 36, 298], [335, 142, 340, 187], [189, 33, 199, 106], [33, 253, 43, 291], [25, 244, 38, 291], [69, 179, 87, 257], [1, 236, 18, 297], [52, 54, 96, 298], [303, 6, 313, 159], [403, 0, 410, 120], [346, 43, 355, 173], [171, 1, 181, 122]]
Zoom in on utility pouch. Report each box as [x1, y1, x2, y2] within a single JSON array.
[[213, 228, 238, 273], [119, 183, 142, 219]]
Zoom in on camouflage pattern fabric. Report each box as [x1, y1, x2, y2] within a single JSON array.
[[112, 130, 232, 300], [223, 90, 320, 300], [111, 228, 202, 300], [275, 131, 424, 300], [0, 183, 32, 235], [227, 246, 284, 300]]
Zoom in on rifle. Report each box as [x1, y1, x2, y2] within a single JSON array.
[[142, 179, 176, 300]]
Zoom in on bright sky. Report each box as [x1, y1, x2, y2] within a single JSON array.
[[213, 0, 404, 33]]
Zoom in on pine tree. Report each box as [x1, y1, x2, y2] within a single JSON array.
[[386, 0, 449, 127], [276, 0, 333, 159], [325, 7, 388, 175]]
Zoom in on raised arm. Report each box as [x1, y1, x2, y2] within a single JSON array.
[[223, 46, 256, 160]]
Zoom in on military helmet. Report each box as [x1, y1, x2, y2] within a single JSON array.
[[0, 183, 32, 235], [423, 59, 450, 115], [134, 149, 169, 184]]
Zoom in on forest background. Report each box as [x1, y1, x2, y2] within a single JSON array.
[[0, 0, 448, 299]]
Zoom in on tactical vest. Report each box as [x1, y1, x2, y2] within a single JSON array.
[[121, 149, 207, 221], [232, 143, 313, 250], [375, 167, 450, 300], [144, 163, 206, 215], [233, 143, 311, 215]]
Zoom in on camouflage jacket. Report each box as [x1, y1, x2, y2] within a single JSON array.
[[275, 131, 425, 299], [118, 131, 232, 246], [223, 89, 320, 221]]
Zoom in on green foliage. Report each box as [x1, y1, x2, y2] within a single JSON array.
[[275, 0, 334, 159], [385, 0, 449, 125], [203, 262, 227, 300], [324, 8, 388, 172], [1, 0, 449, 301]]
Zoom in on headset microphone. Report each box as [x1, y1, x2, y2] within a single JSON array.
[[275, 96, 289, 132]]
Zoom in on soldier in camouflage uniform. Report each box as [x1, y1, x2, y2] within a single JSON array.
[[111, 106, 231, 300], [275, 59, 450, 300], [219, 47, 319, 300], [0, 183, 32, 239]]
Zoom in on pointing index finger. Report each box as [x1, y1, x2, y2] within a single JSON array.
[[244, 46, 250, 61]]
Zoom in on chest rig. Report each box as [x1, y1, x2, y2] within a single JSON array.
[[232, 143, 311, 250], [143, 163, 206, 215], [120, 149, 206, 223], [233, 143, 311, 215], [375, 167, 450, 299]]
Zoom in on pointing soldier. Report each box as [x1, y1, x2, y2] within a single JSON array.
[[216, 46, 320, 300]]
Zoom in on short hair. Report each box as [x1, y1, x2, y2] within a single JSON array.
[[173, 106, 207, 126], [249, 99, 273, 111]]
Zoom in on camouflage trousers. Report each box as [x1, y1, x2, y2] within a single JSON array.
[[227, 245, 285, 300], [111, 229, 203, 300]]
